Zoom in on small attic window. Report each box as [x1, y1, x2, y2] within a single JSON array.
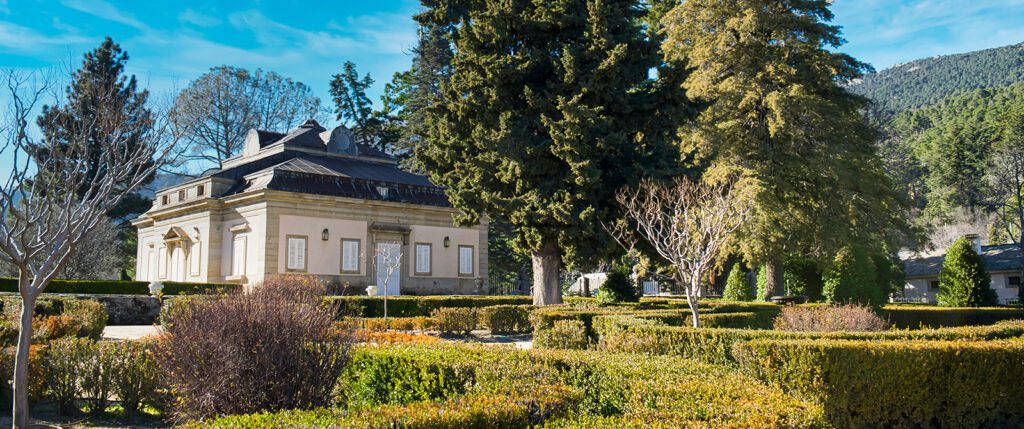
[[376, 186, 389, 199], [161, 195, 169, 205], [197, 184, 205, 196], [178, 190, 186, 201]]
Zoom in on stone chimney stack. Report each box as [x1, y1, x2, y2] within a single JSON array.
[[964, 234, 982, 255]]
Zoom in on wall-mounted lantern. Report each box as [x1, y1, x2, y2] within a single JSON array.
[[443, 236, 451, 248], [322, 228, 330, 241]]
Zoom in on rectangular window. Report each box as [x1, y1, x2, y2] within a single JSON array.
[[458, 245, 474, 276], [197, 184, 205, 196], [287, 235, 308, 271], [415, 243, 432, 275], [161, 195, 169, 205], [178, 190, 186, 201], [157, 247, 167, 278], [189, 242, 201, 276], [1010, 276, 1021, 286], [929, 280, 940, 291], [341, 239, 360, 273], [232, 235, 246, 276]]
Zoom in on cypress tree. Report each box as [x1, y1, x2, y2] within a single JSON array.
[[723, 263, 752, 301], [937, 238, 997, 307], [823, 245, 886, 306], [756, 266, 769, 301], [416, 0, 692, 304]]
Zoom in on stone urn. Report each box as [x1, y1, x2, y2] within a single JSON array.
[[148, 281, 164, 297]]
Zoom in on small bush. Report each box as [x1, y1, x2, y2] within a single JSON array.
[[595, 266, 638, 305], [822, 245, 885, 306], [79, 340, 114, 415], [431, 307, 477, 336], [937, 237, 998, 307], [355, 330, 440, 345], [723, 263, 752, 301], [361, 316, 435, 332], [157, 274, 353, 422], [479, 305, 532, 334], [42, 337, 94, 414], [32, 315, 81, 343], [773, 304, 888, 332], [106, 339, 160, 418], [534, 319, 590, 350], [756, 266, 769, 301], [65, 300, 108, 340]]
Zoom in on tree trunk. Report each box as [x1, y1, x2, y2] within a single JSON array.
[[765, 256, 785, 298], [582, 277, 591, 298], [13, 273, 35, 429], [687, 277, 701, 328], [532, 240, 562, 305]]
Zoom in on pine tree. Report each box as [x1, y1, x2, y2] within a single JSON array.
[[416, 0, 691, 305], [394, 25, 454, 171], [662, 0, 909, 297], [723, 263, 752, 301], [329, 61, 379, 149], [937, 238, 997, 307], [34, 37, 154, 220]]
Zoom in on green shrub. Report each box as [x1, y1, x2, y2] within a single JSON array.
[[42, 337, 94, 414], [360, 316, 436, 331], [106, 339, 160, 418], [64, 300, 108, 340], [0, 278, 149, 294], [756, 266, 769, 301], [431, 307, 477, 336], [595, 315, 1024, 364], [534, 319, 590, 350], [160, 281, 242, 295], [823, 245, 885, 306], [722, 263, 752, 301], [196, 344, 826, 429], [79, 341, 114, 414], [784, 256, 824, 300], [882, 305, 1024, 328], [330, 295, 532, 318], [937, 237, 998, 307], [342, 351, 475, 406], [733, 338, 1024, 428], [595, 266, 638, 305], [479, 305, 532, 334]]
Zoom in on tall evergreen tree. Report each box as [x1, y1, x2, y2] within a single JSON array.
[[329, 61, 379, 149], [34, 37, 154, 221], [417, 0, 692, 305], [662, 0, 909, 296], [937, 237, 997, 307], [394, 25, 454, 171], [723, 263, 753, 301]]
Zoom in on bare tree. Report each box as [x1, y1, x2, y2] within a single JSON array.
[[0, 218, 124, 280], [611, 177, 750, 328], [372, 243, 403, 321], [0, 69, 179, 428], [171, 66, 324, 170]]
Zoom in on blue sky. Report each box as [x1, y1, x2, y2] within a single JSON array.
[[2, 0, 1024, 173]]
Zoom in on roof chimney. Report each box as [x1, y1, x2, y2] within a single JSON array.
[[964, 234, 982, 255]]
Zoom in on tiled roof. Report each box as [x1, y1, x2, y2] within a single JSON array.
[[904, 244, 1023, 278]]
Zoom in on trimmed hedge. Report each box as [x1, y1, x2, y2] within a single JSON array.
[[0, 278, 240, 296], [595, 315, 1024, 365], [882, 305, 1024, 328], [198, 344, 825, 428], [479, 305, 532, 334], [734, 338, 1024, 428], [330, 296, 533, 318]]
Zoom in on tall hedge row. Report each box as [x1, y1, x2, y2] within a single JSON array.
[[733, 338, 1024, 428]]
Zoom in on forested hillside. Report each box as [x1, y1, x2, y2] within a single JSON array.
[[850, 42, 1024, 115]]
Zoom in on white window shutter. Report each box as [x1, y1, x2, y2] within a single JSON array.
[[416, 244, 430, 273], [296, 239, 305, 269], [460, 247, 473, 275], [343, 240, 359, 271]]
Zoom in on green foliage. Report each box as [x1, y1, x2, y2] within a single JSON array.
[[822, 245, 886, 306], [197, 344, 826, 428], [534, 320, 590, 350], [882, 305, 1024, 328], [415, 0, 689, 272], [106, 340, 160, 418], [595, 266, 638, 305], [723, 264, 752, 301], [0, 278, 149, 294], [478, 305, 532, 335], [783, 256, 824, 300], [430, 308, 478, 336], [755, 266, 769, 301], [160, 281, 242, 295], [596, 314, 1024, 365], [42, 337, 94, 414], [64, 300, 108, 340], [342, 352, 474, 407], [850, 42, 1024, 115], [329, 296, 533, 318], [938, 238, 998, 307], [733, 338, 1024, 428]]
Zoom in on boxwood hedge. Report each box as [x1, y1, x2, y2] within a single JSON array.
[[0, 278, 240, 295], [196, 344, 825, 428], [733, 338, 1024, 428]]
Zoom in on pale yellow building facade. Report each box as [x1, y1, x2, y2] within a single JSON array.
[[132, 121, 488, 295]]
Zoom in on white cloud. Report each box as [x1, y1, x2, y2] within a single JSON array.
[[0, 21, 89, 52], [178, 9, 220, 28], [60, 0, 149, 31]]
